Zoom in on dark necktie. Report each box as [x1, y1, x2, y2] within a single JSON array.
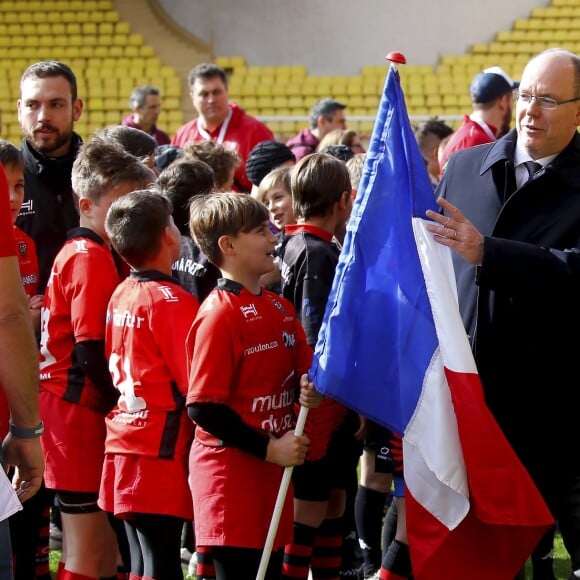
[[523, 161, 542, 183]]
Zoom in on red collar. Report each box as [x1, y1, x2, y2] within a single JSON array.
[[284, 223, 334, 243]]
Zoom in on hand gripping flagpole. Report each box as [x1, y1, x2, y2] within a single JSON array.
[[256, 405, 309, 580]]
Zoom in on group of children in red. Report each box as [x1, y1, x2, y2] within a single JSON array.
[[1, 127, 391, 580]]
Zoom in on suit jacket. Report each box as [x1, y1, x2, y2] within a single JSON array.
[[437, 129, 580, 485]]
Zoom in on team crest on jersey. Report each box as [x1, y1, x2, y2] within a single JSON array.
[[240, 303, 258, 318], [158, 285, 178, 302], [19, 199, 34, 216], [18, 241, 27, 258], [271, 299, 286, 314], [74, 239, 89, 253]]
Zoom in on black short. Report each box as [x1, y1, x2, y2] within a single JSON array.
[[292, 410, 362, 501], [363, 423, 403, 475], [56, 490, 100, 514]]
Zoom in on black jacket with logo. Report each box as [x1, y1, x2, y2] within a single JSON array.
[[16, 135, 82, 293]]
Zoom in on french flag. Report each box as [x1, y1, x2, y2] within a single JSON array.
[[310, 63, 553, 579]]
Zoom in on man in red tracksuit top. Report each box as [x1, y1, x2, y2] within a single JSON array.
[[171, 63, 274, 193]]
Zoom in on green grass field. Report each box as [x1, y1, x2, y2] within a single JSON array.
[[49, 534, 572, 579]]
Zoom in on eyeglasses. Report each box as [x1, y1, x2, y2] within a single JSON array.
[[513, 89, 580, 110]]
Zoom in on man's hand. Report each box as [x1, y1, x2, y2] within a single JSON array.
[[426, 197, 485, 265], [2, 433, 44, 501]]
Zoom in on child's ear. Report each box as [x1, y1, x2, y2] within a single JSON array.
[[163, 225, 177, 246], [217, 234, 236, 257], [78, 196, 92, 216], [338, 191, 350, 210]]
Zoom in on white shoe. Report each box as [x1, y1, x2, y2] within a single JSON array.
[[180, 547, 193, 564], [187, 552, 198, 578]]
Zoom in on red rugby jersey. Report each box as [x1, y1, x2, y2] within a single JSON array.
[[39, 228, 120, 413], [14, 225, 39, 297], [105, 270, 199, 458], [187, 279, 312, 439], [0, 164, 16, 258]]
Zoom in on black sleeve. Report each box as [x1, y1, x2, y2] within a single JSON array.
[[74, 340, 118, 410], [188, 402, 270, 459]]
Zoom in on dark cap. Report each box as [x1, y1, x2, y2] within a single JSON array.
[[320, 144, 354, 163], [154, 144, 183, 172], [470, 66, 519, 104], [245, 140, 295, 186]]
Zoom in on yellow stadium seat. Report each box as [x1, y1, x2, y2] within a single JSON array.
[[214, 56, 231, 68], [139, 46, 155, 58], [167, 110, 183, 123], [364, 95, 379, 108], [99, 22, 114, 34], [289, 65, 307, 78], [164, 97, 180, 109], [128, 34, 143, 46], [287, 96, 304, 108], [256, 96, 272, 109], [163, 84, 181, 99], [112, 34, 128, 46], [102, 11, 120, 22], [104, 111, 120, 124], [65, 22, 86, 37], [88, 111, 106, 125], [92, 46, 108, 58], [82, 22, 98, 35], [266, 120, 281, 134], [87, 98, 104, 111], [471, 43, 488, 53], [275, 65, 291, 78], [116, 21, 130, 34], [124, 46, 139, 58], [229, 56, 246, 69]]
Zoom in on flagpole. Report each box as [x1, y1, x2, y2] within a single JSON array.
[[256, 405, 309, 580]]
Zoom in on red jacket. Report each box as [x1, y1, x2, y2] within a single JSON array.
[[171, 103, 274, 192], [440, 115, 496, 170]]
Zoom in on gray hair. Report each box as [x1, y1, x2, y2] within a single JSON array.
[[129, 85, 161, 109], [309, 98, 346, 129]]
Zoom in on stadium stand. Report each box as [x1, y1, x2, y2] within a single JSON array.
[[0, 0, 578, 143], [0, 0, 184, 144]]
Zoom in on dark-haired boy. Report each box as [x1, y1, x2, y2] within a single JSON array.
[[100, 189, 199, 580], [279, 153, 360, 580], [187, 192, 320, 580], [39, 140, 154, 580], [157, 159, 221, 302]]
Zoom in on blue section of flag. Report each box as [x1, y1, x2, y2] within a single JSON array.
[[310, 66, 439, 435]]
